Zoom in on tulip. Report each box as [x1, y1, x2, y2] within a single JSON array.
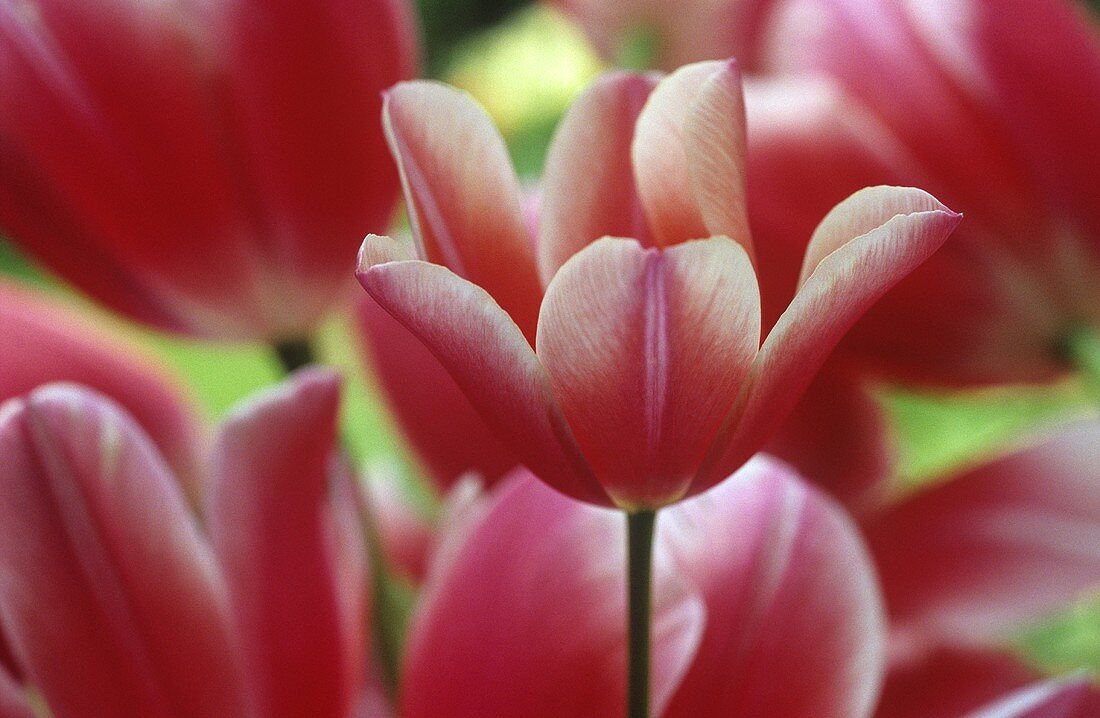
[[0, 0, 417, 341], [0, 277, 202, 482], [0, 370, 367, 717], [770, 369, 1100, 715], [357, 63, 960, 511], [400, 458, 886, 717], [742, 0, 1100, 388]]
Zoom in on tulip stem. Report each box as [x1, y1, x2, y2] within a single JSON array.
[[1066, 326, 1100, 403], [270, 337, 404, 700], [273, 337, 316, 373], [627, 509, 657, 718]]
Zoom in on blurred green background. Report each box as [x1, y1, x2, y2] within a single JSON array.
[[2, 0, 1100, 681]]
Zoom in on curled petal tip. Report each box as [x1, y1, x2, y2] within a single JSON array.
[[356, 234, 409, 276]]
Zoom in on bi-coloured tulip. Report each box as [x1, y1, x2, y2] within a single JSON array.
[[357, 62, 960, 509], [0, 370, 368, 718], [0, 0, 417, 341]]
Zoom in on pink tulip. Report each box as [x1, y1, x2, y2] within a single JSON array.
[[357, 64, 959, 509], [770, 375, 1100, 714], [0, 369, 367, 717], [0, 278, 202, 483], [548, 0, 781, 71], [400, 458, 886, 717], [0, 0, 417, 341], [744, 0, 1100, 385]]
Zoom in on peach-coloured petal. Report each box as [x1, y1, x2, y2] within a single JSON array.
[[632, 59, 752, 257], [537, 236, 759, 508], [358, 257, 608, 506], [865, 420, 1100, 645], [207, 370, 367, 718], [0, 386, 246, 718], [382, 82, 542, 339], [697, 186, 960, 490], [539, 71, 657, 284], [400, 471, 704, 718], [663, 456, 886, 718]]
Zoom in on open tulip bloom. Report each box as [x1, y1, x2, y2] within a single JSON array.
[[356, 60, 960, 714]]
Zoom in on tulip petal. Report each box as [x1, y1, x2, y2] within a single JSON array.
[[965, 676, 1098, 718], [864, 420, 1100, 645], [662, 456, 887, 717], [382, 82, 542, 339], [0, 670, 33, 718], [698, 186, 960, 489], [356, 288, 519, 491], [877, 647, 1038, 718], [0, 280, 204, 489], [207, 370, 367, 718], [539, 71, 657, 284], [0, 386, 246, 718], [765, 365, 892, 511], [400, 471, 705, 718], [358, 257, 608, 506], [632, 59, 752, 257], [363, 464, 435, 583], [537, 236, 759, 508]]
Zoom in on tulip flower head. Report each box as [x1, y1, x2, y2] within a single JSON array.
[[357, 60, 960, 510], [0, 0, 417, 341]]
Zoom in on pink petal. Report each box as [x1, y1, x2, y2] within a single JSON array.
[[864, 420, 1100, 645], [363, 464, 435, 583], [697, 186, 960, 490], [965, 676, 1098, 718], [382, 82, 542, 339], [662, 456, 887, 717], [358, 256, 608, 506], [537, 236, 759, 508], [400, 471, 705, 718], [876, 646, 1038, 718], [632, 59, 753, 258], [206, 370, 367, 718], [0, 386, 246, 718], [765, 364, 892, 511], [355, 288, 519, 491], [539, 71, 657, 284], [0, 279, 204, 488]]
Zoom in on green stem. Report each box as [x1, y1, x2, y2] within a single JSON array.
[[272, 337, 316, 374], [1066, 326, 1100, 403], [269, 337, 403, 699], [627, 509, 657, 718]]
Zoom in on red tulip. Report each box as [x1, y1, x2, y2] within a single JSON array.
[[400, 458, 887, 717], [357, 63, 960, 509], [0, 0, 417, 341], [0, 278, 202, 483], [0, 369, 367, 717], [745, 0, 1100, 385]]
